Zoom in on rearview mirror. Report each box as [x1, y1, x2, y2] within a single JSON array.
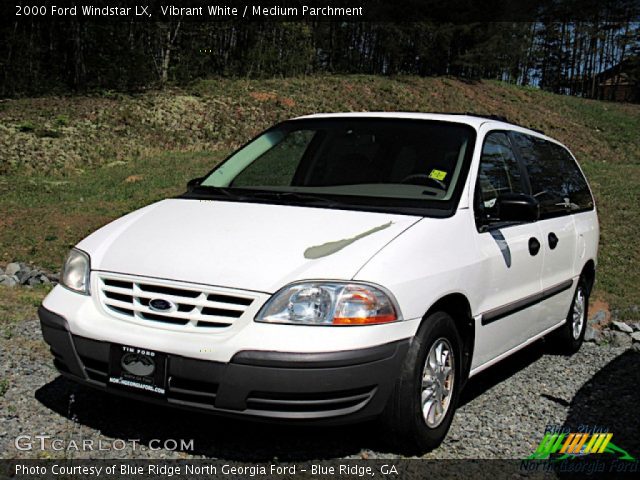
[[497, 193, 539, 222], [186, 177, 203, 192]]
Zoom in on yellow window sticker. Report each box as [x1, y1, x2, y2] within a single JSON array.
[[429, 169, 447, 181]]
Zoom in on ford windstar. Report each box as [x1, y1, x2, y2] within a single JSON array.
[[39, 113, 598, 452]]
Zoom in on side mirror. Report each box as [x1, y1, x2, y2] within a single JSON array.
[[497, 193, 539, 222], [186, 177, 203, 192]]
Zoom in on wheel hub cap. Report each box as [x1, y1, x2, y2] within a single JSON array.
[[421, 337, 455, 428], [572, 287, 586, 340]]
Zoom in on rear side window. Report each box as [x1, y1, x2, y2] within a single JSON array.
[[511, 133, 593, 218]]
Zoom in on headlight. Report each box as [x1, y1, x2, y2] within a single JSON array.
[[256, 282, 400, 326], [60, 248, 91, 295]]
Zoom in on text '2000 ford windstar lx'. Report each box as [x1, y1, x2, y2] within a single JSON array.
[[39, 113, 598, 453]]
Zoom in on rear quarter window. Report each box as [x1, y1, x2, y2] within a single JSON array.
[[511, 132, 593, 218]]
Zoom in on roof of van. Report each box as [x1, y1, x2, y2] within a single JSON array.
[[293, 112, 549, 139]]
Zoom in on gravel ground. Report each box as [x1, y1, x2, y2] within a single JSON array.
[[1, 317, 638, 460]]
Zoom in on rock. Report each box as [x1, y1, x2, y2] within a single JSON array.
[[0, 275, 18, 287], [595, 329, 611, 346], [16, 269, 33, 283], [610, 331, 632, 348], [632, 322, 640, 332], [5, 263, 20, 276], [631, 331, 640, 343], [584, 326, 600, 343], [589, 310, 606, 326], [19, 269, 43, 285], [611, 321, 633, 334], [2, 261, 58, 287]]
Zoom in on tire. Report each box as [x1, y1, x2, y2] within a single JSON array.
[[381, 311, 462, 455], [549, 276, 589, 355]]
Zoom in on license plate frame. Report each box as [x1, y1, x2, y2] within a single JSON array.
[[108, 344, 167, 396]]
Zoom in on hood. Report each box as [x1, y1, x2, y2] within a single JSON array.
[[78, 199, 421, 293]]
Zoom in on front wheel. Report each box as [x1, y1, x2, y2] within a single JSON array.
[[381, 311, 462, 454]]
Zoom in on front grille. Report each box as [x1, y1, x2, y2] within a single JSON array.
[[97, 274, 257, 329]]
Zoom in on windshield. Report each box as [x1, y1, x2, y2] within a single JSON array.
[[194, 118, 476, 216]]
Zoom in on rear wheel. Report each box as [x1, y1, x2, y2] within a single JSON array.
[[549, 277, 589, 354], [381, 311, 461, 454]]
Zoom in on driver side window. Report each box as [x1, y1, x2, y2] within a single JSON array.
[[475, 132, 524, 227]]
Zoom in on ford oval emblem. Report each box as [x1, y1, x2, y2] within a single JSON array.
[[148, 298, 176, 313], [121, 353, 155, 376]]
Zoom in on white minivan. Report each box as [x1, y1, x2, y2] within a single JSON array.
[[39, 113, 598, 452]]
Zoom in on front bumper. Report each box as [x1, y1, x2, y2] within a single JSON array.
[[39, 306, 410, 424]]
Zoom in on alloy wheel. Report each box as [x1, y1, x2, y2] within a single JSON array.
[[572, 286, 586, 340], [421, 337, 455, 428]]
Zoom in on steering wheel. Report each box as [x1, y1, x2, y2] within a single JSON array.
[[400, 173, 447, 190]]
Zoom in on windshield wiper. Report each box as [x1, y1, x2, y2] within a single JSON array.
[[187, 187, 340, 207], [188, 186, 249, 201], [245, 191, 340, 206]]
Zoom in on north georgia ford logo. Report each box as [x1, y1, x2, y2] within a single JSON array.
[[148, 297, 177, 313], [121, 353, 155, 377]]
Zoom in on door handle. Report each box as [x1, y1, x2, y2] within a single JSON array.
[[528, 237, 541, 256], [548, 232, 559, 250]]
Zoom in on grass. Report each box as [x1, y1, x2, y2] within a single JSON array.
[[0, 378, 8, 397], [0, 151, 224, 271], [0, 286, 50, 348], [0, 76, 639, 318], [0, 286, 51, 328]]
